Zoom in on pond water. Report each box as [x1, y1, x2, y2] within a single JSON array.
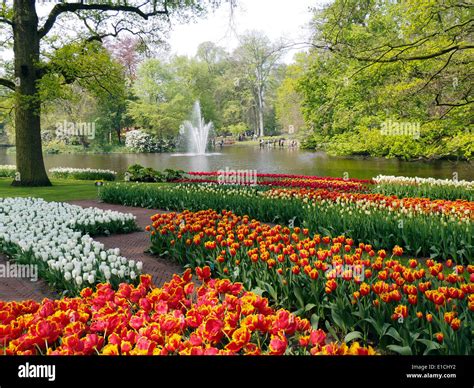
[[0, 145, 472, 180]]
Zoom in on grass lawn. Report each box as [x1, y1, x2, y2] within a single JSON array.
[[0, 178, 99, 201]]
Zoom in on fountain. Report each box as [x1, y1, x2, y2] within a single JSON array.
[[177, 101, 218, 156]]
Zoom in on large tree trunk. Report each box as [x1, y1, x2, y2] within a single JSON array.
[[12, 0, 51, 186]]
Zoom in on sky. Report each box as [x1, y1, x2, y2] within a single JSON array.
[[167, 0, 328, 63], [0, 0, 329, 65]]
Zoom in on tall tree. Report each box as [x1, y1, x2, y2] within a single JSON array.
[[233, 31, 287, 137], [0, 0, 228, 186], [275, 54, 305, 134]]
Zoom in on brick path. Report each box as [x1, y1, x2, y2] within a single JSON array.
[[0, 200, 182, 302], [0, 254, 59, 301]]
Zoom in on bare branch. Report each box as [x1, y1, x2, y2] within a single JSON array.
[[38, 1, 169, 39], [435, 89, 473, 107], [415, 50, 457, 95], [0, 16, 12, 26], [0, 78, 14, 90], [344, 44, 474, 63]]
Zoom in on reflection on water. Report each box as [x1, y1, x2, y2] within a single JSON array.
[[0, 146, 472, 180]]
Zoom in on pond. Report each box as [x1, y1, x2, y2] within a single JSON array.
[[0, 145, 472, 180]]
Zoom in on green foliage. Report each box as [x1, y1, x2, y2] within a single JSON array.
[[275, 54, 306, 134], [125, 164, 184, 183], [225, 122, 248, 136], [40, 42, 130, 148], [297, 0, 473, 160]]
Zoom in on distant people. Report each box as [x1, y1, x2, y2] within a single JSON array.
[[220, 140, 224, 148], [273, 139, 278, 148], [259, 139, 264, 149]]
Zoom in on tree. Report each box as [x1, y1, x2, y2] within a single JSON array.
[[275, 55, 305, 134], [312, 0, 473, 110], [196, 41, 228, 74], [106, 36, 144, 83], [40, 41, 130, 145], [0, 0, 228, 186], [129, 57, 194, 138], [296, 0, 473, 160], [233, 31, 287, 137]]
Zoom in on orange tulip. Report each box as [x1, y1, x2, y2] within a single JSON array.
[[450, 318, 461, 331]]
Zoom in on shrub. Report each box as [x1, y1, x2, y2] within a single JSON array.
[[125, 164, 184, 183]]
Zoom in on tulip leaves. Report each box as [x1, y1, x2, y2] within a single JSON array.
[[100, 182, 474, 263], [344, 331, 363, 344], [386, 345, 413, 356]]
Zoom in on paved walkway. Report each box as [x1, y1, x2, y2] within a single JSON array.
[[0, 254, 59, 301], [0, 201, 182, 302]]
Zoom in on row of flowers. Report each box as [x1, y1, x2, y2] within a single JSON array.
[[0, 165, 16, 178], [373, 175, 473, 201], [178, 178, 367, 192], [98, 182, 473, 261], [0, 197, 140, 294], [374, 175, 474, 189], [0, 166, 117, 181], [187, 171, 372, 183], [260, 188, 473, 221], [0, 272, 376, 355], [184, 171, 473, 200], [146, 209, 473, 355], [49, 167, 117, 181], [185, 171, 371, 192]]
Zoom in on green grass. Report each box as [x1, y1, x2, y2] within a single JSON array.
[[0, 178, 99, 201]]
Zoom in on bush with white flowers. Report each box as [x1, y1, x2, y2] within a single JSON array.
[[49, 167, 117, 181], [0, 165, 16, 178], [0, 197, 142, 295], [125, 129, 160, 153]]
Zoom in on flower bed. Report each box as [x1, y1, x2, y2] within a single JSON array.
[[49, 167, 117, 181], [0, 197, 140, 294], [373, 175, 474, 201], [0, 272, 375, 355], [0, 165, 16, 178], [99, 182, 473, 261], [184, 171, 372, 192], [146, 210, 474, 355], [262, 188, 473, 220]]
